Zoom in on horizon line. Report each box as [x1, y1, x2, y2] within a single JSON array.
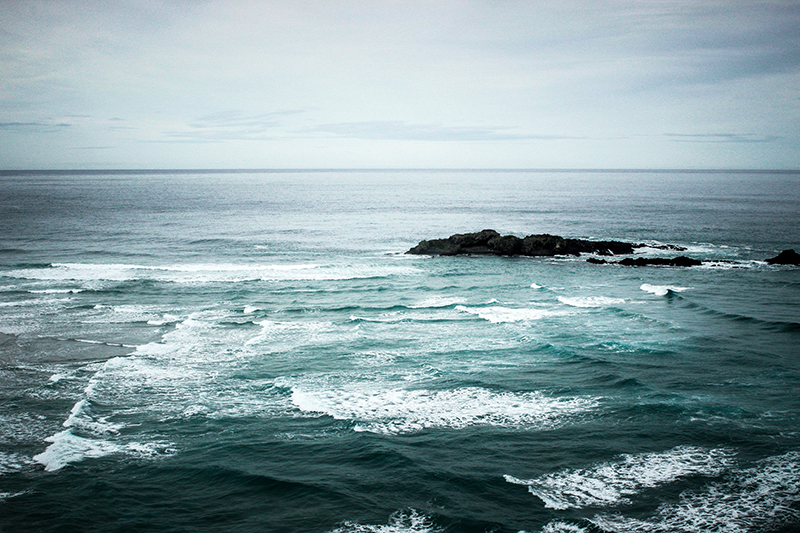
[[2, 168, 799, 176]]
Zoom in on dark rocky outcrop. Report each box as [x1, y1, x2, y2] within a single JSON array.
[[765, 249, 800, 265], [587, 256, 702, 267], [407, 229, 637, 257], [617, 256, 702, 267], [408, 230, 799, 269]]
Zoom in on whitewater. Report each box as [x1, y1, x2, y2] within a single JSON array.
[[0, 169, 799, 532]]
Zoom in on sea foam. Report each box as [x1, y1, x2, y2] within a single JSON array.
[[589, 451, 800, 533], [505, 446, 735, 510], [286, 383, 597, 435], [538, 523, 590, 533], [640, 284, 690, 297], [0, 451, 35, 474], [7, 262, 421, 284], [557, 296, 626, 308], [329, 510, 440, 533], [33, 430, 170, 472], [408, 296, 467, 309], [455, 305, 565, 323]]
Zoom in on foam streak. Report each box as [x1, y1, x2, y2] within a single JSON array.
[[506, 446, 735, 510]]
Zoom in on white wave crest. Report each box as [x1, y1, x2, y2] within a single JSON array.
[[455, 305, 564, 323], [589, 451, 800, 533], [329, 510, 440, 533], [408, 296, 467, 309], [286, 383, 597, 435], [245, 319, 336, 347], [7, 262, 420, 284], [33, 387, 174, 471], [640, 284, 690, 297], [505, 446, 735, 510], [0, 491, 28, 501], [0, 297, 71, 308], [32, 429, 171, 472], [539, 522, 590, 533], [28, 288, 83, 294], [558, 296, 626, 308]]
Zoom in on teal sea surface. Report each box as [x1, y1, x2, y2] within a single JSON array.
[[1, 170, 799, 532]]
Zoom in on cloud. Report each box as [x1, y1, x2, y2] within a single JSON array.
[[664, 133, 781, 143], [0, 121, 71, 131], [309, 121, 580, 142], [0, 0, 798, 168], [163, 110, 305, 141], [71, 146, 114, 150]]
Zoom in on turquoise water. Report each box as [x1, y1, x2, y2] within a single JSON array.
[[1, 170, 799, 532]]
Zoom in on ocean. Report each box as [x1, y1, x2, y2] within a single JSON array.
[[0, 169, 799, 532]]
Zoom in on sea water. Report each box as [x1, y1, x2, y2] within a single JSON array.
[[0, 170, 799, 532]]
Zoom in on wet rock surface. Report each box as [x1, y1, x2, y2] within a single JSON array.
[[407, 229, 638, 257]]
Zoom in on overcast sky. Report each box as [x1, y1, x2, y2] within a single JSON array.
[[1, 0, 799, 169]]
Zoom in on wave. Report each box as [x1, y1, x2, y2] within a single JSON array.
[[0, 451, 35, 475], [348, 313, 458, 325], [0, 490, 28, 502], [68, 338, 137, 349], [5, 262, 53, 269], [283, 381, 598, 435], [505, 446, 735, 510], [30, 311, 302, 472], [558, 296, 626, 308], [32, 387, 168, 472], [697, 260, 767, 270], [78, 304, 180, 325], [0, 297, 72, 308], [6, 261, 422, 284], [693, 308, 800, 333], [32, 312, 254, 471], [455, 305, 566, 323], [587, 451, 800, 533], [245, 319, 338, 347], [407, 296, 467, 309], [33, 429, 172, 472], [329, 510, 439, 533], [539, 523, 590, 533], [28, 288, 83, 294], [657, 291, 800, 333], [639, 284, 690, 297]]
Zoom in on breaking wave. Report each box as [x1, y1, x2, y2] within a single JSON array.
[[284, 381, 598, 435], [329, 510, 440, 533], [558, 296, 626, 308], [505, 446, 735, 510], [639, 284, 690, 297], [589, 451, 800, 533], [455, 305, 565, 323]]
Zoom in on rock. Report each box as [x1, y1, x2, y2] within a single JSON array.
[[616, 256, 702, 267], [407, 229, 500, 256], [765, 249, 800, 265], [407, 230, 637, 257], [646, 243, 688, 252]]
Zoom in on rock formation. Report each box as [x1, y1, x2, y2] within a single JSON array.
[[765, 249, 800, 265], [407, 229, 638, 257], [587, 256, 702, 267], [407, 230, 798, 268]]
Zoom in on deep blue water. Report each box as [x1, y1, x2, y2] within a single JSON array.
[[1, 170, 799, 532]]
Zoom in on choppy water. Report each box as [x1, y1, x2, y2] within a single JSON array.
[[1, 170, 799, 532]]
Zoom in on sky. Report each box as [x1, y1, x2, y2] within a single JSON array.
[[1, 0, 799, 170]]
